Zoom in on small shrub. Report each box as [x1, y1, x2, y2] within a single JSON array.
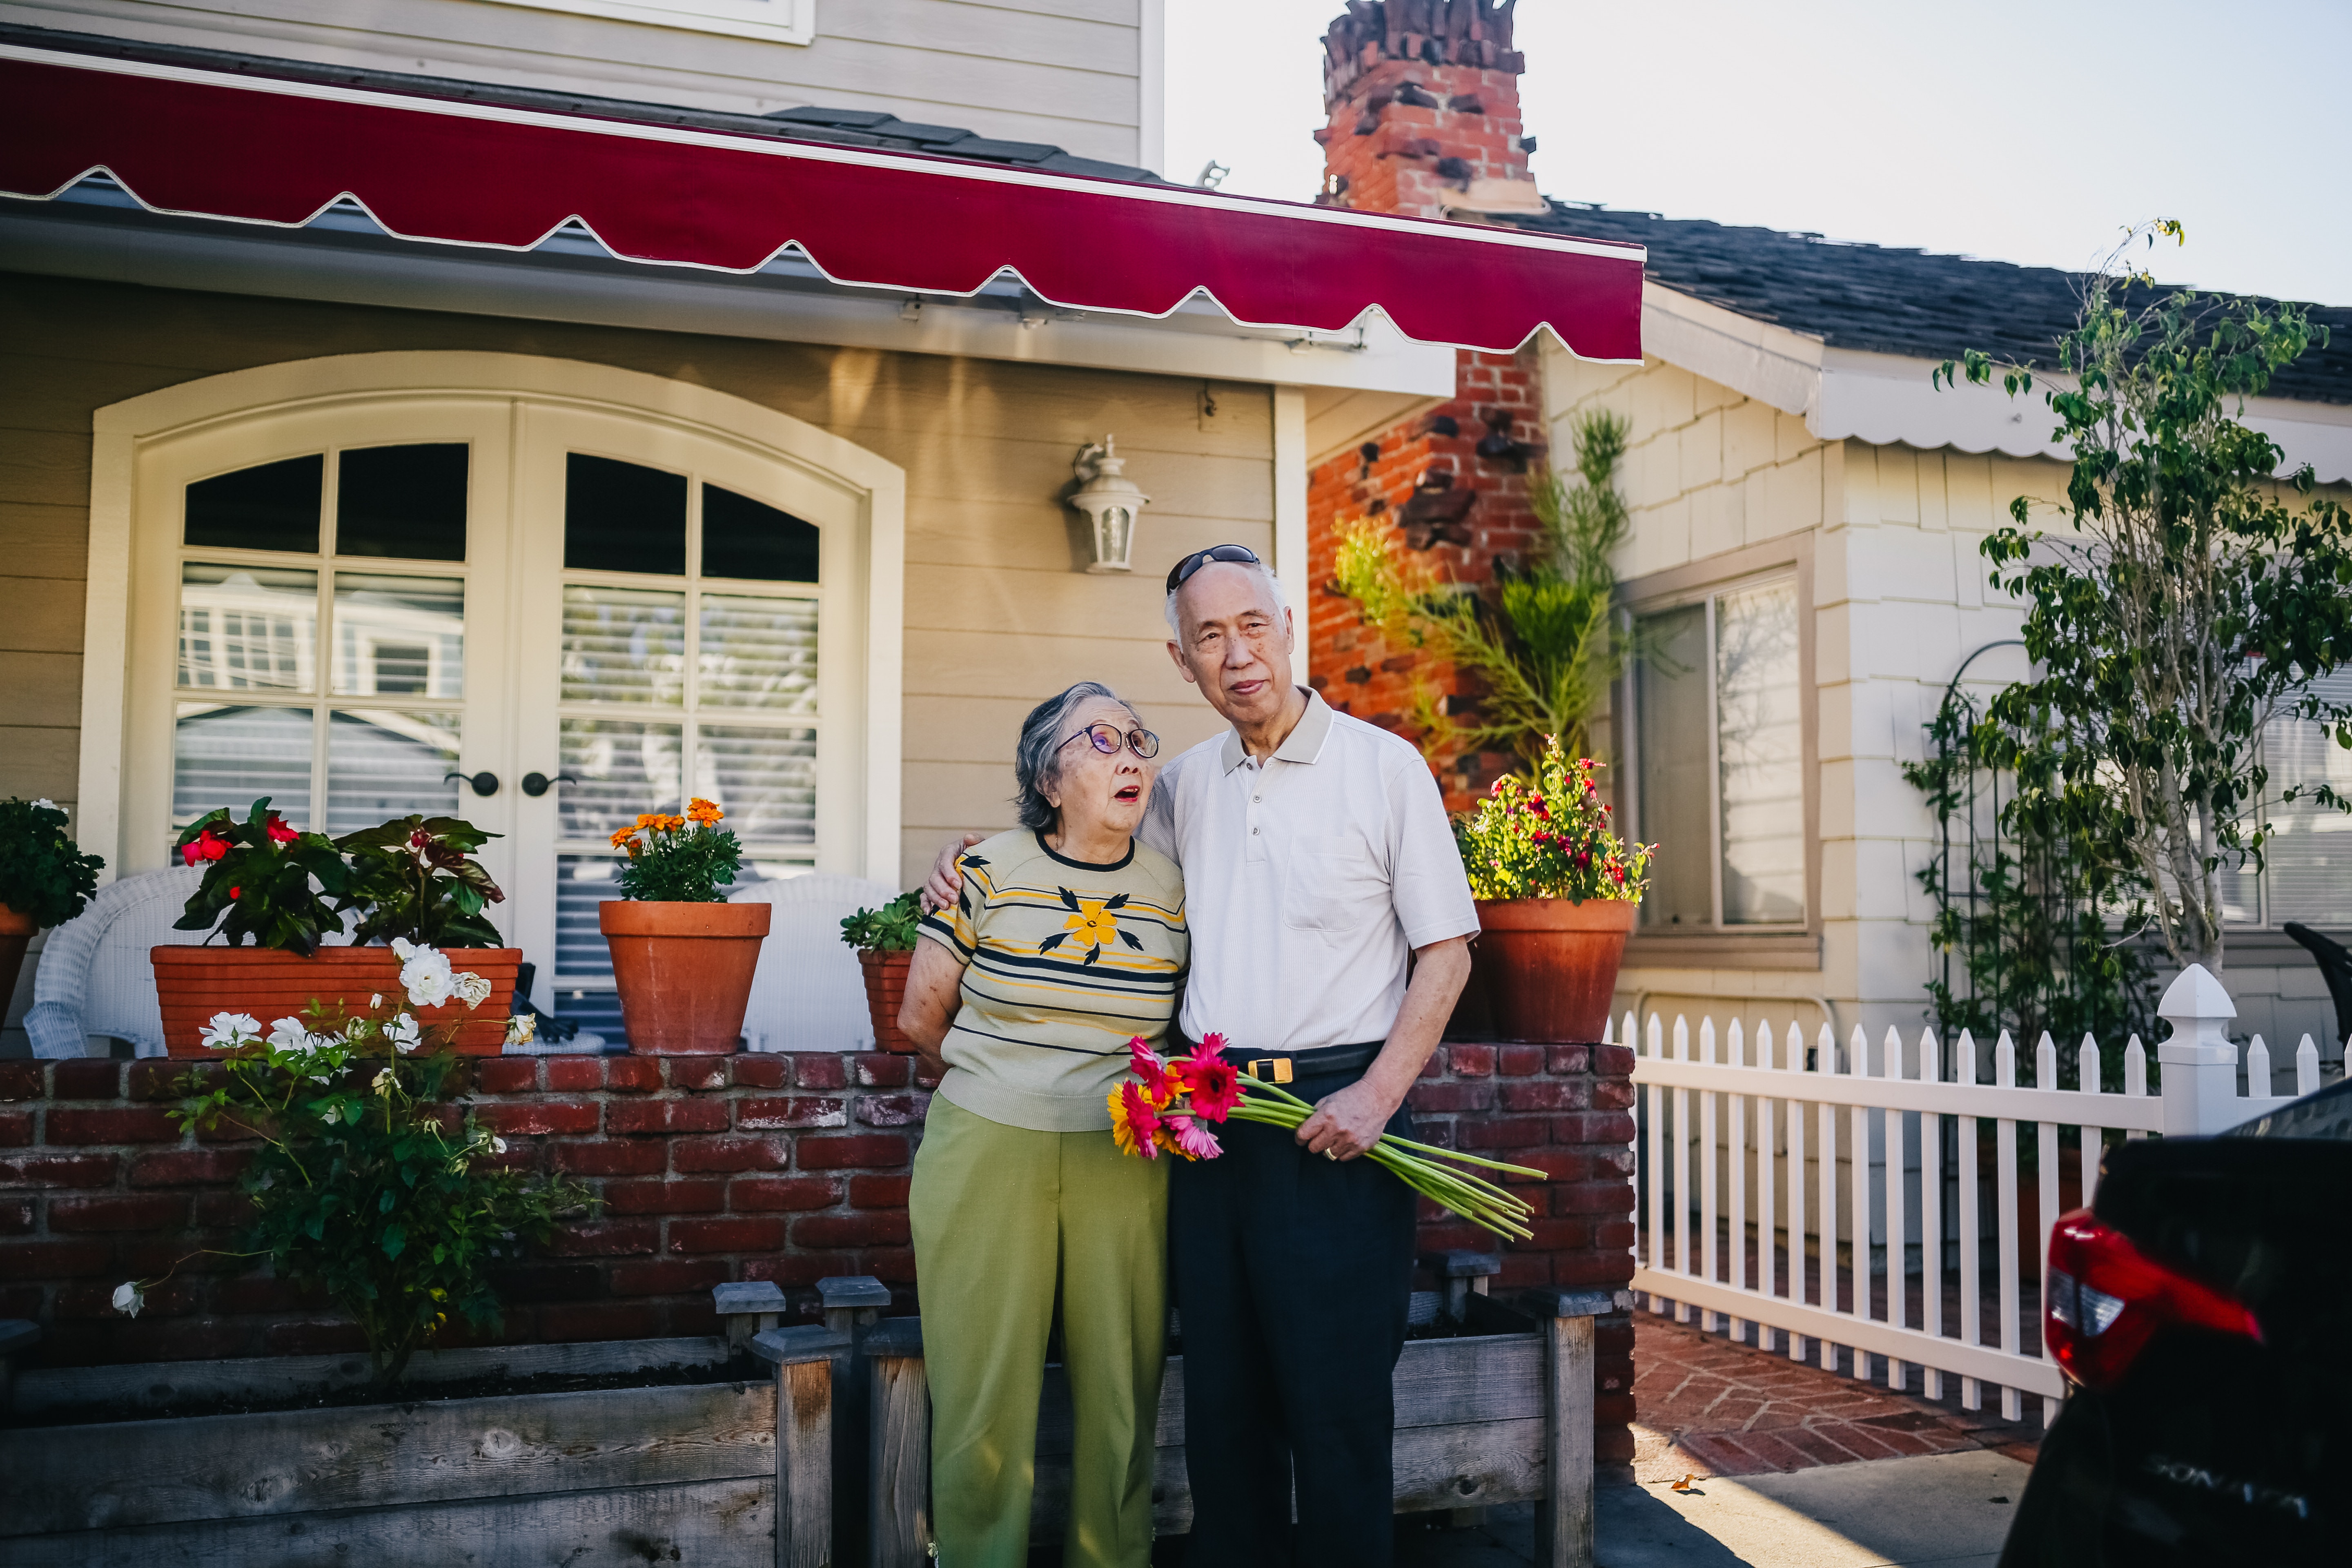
[[608, 799, 743, 902], [1453, 737, 1654, 902], [0, 797, 104, 928], [840, 891, 924, 952]]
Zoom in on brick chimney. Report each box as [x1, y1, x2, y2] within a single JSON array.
[[1304, 1, 1549, 806]]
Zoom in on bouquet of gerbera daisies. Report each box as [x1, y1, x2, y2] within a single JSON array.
[[1109, 1034, 1542, 1241]]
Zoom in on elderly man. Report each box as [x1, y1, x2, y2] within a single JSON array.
[[928, 544, 1476, 1567]]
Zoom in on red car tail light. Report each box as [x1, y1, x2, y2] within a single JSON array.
[[2045, 1209, 2261, 1390]]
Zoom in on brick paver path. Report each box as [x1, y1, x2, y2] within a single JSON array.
[[1629, 1311, 2042, 1484]]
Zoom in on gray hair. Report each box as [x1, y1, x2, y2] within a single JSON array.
[[1012, 681, 1137, 834], [1164, 558, 1288, 640]]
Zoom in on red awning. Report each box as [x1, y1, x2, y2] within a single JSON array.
[[0, 44, 1644, 359]]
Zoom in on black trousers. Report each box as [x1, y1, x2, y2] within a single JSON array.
[[1169, 1053, 1417, 1568]]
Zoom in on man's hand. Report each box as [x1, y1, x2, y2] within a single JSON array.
[[1295, 1076, 1403, 1162], [921, 832, 987, 913]]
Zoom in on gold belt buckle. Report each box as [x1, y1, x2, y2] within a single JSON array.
[[1244, 1057, 1294, 1085]]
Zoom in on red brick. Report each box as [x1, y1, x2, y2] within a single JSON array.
[[194, 1190, 258, 1227], [732, 1176, 842, 1212], [1446, 1045, 1495, 1078], [864, 1248, 917, 1285], [47, 1107, 180, 1145], [556, 1140, 668, 1177], [1457, 1116, 1550, 1151], [793, 1211, 909, 1248], [665, 1058, 731, 1091], [0, 1062, 39, 1101], [1553, 1178, 1635, 1216], [606, 1098, 728, 1136], [1593, 1045, 1635, 1077], [267, 1318, 370, 1356], [0, 1238, 116, 1278], [541, 1301, 663, 1342], [1556, 1251, 1634, 1286], [1592, 1080, 1636, 1111], [486, 1261, 601, 1303], [668, 1299, 721, 1336], [672, 1136, 786, 1173], [797, 1134, 908, 1170], [547, 1057, 605, 1091], [476, 1101, 601, 1137], [670, 1216, 786, 1253], [1552, 1111, 1636, 1145], [0, 1111, 28, 1147], [852, 1054, 910, 1088], [1546, 1045, 1591, 1074], [1500, 1080, 1588, 1113], [730, 1055, 789, 1089], [1519, 1216, 1594, 1250], [849, 1174, 911, 1209], [546, 1220, 659, 1257], [604, 1058, 663, 1093], [211, 1275, 321, 1314], [127, 1148, 249, 1187], [50, 1193, 189, 1232], [610, 1258, 731, 1296], [738, 1097, 848, 1131], [475, 1059, 539, 1094], [791, 1054, 848, 1090], [0, 1152, 120, 1188], [1498, 1045, 1545, 1078], [0, 1198, 31, 1234], [602, 1178, 726, 1215], [747, 1253, 856, 1288], [126, 1060, 214, 1101], [51, 1060, 123, 1100], [1409, 1082, 1495, 1114], [856, 1096, 925, 1128]]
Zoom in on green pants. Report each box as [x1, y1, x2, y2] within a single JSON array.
[[910, 1095, 1169, 1568]]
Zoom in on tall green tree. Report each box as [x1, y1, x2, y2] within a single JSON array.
[[1938, 223, 2352, 972]]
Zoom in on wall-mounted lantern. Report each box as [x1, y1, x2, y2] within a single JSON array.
[[1069, 437, 1150, 575]]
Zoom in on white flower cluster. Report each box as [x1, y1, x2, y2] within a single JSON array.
[[391, 939, 490, 1011], [197, 942, 488, 1059], [199, 1012, 261, 1050]]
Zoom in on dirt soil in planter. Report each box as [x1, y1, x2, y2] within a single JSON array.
[[20, 1351, 766, 1428]]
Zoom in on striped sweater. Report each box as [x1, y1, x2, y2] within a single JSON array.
[[918, 829, 1187, 1132]]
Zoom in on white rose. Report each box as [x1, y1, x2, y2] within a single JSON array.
[[111, 1281, 145, 1319], [372, 1069, 396, 1096], [453, 972, 492, 1009], [490, 1136, 508, 1155], [397, 946, 457, 1009], [370, 993, 384, 1009], [504, 1014, 537, 1047], [200, 1012, 261, 1050], [386, 1015, 422, 1054], [267, 1017, 315, 1052]]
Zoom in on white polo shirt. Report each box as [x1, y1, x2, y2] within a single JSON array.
[[1139, 688, 1479, 1054]]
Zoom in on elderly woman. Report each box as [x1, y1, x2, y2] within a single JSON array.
[[900, 681, 1186, 1568]]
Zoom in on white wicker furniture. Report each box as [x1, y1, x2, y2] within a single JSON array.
[[729, 874, 899, 1053], [24, 867, 208, 1060]]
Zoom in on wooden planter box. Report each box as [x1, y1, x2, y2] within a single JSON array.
[[860, 1286, 1617, 1568], [153, 944, 523, 1056], [1, 1333, 792, 1567]]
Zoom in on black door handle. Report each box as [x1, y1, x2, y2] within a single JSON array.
[[444, 770, 499, 797], [521, 771, 583, 798]]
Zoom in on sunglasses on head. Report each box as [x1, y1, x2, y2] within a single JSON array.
[[1165, 543, 1263, 595], [1057, 722, 1162, 761]]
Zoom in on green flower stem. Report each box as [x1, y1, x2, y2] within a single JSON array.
[[1222, 1100, 1535, 1241]]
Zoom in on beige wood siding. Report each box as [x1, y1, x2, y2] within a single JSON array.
[[0, 271, 1270, 889], [4, 0, 1153, 166]]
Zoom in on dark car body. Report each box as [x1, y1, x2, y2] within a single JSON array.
[[1998, 1079, 2352, 1567]]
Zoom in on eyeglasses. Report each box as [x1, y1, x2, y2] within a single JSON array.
[[1165, 543, 1262, 595], [1057, 722, 1162, 761]]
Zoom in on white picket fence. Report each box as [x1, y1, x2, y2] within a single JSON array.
[[1621, 965, 2325, 1428]]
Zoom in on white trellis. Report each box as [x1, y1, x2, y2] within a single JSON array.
[[1624, 965, 2323, 1427]]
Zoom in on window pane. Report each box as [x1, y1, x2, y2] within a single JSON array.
[[1717, 579, 1804, 924], [699, 593, 818, 713], [2258, 670, 2352, 926], [694, 725, 816, 844], [179, 564, 317, 693], [325, 710, 462, 836], [336, 444, 468, 561], [560, 717, 682, 840], [562, 586, 685, 706], [185, 455, 321, 554], [555, 854, 619, 984], [175, 703, 313, 832], [703, 484, 819, 582], [565, 454, 686, 575], [332, 573, 464, 698], [1636, 604, 1712, 928]]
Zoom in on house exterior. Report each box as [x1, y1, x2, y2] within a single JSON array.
[[0, 2, 1658, 1053], [1302, 2, 2352, 1065]]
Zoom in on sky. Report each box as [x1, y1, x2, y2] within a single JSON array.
[[1164, 0, 2352, 306]]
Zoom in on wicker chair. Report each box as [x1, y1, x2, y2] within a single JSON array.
[[23, 867, 207, 1059], [729, 874, 899, 1053]]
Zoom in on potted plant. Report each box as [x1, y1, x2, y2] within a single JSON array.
[[840, 891, 924, 1055], [1454, 738, 1655, 1043], [0, 797, 104, 999], [599, 799, 770, 1054], [153, 802, 523, 1056]]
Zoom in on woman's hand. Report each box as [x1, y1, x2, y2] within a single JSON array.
[[921, 833, 986, 913]]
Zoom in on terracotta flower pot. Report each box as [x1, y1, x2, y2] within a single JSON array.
[[1474, 898, 1639, 1044], [151, 945, 523, 1058], [599, 901, 772, 1055], [0, 902, 36, 1006], [858, 949, 917, 1054]]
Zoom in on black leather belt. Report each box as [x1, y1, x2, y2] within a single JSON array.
[[1176, 1033, 1386, 1085]]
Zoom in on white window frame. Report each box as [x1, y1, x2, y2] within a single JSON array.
[[81, 352, 903, 895], [484, 0, 815, 46]]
